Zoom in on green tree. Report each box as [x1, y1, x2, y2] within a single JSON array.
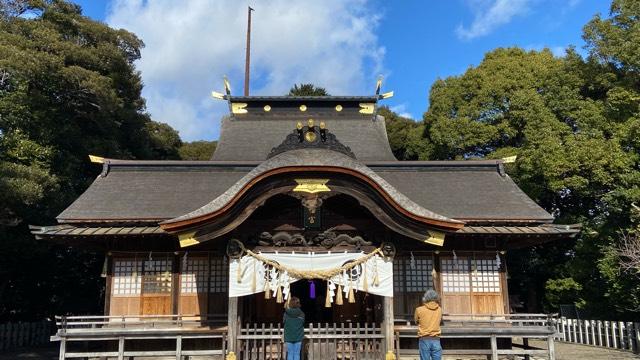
[[288, 83, 329, 96], [0, 0, 182, 320], [378, 106, 430, 160], [417, 44, 640, 318], [179, 140, 217, 160]]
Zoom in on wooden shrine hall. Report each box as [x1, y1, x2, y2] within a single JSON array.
[[32, 90, 579, 359]]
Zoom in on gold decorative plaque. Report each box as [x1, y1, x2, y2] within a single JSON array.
[[335, 104, 343, 112], [231, 103, 248, 114], [359, 103, 375, 114], [293, 179, 330, 194], [299, 104, 307, 112], [178, 231, 199, 247], [424, 230, 445, 246], [263, 105, 271, 112]]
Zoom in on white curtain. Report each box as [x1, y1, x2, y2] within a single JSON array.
[[228, 251, 393, 299]]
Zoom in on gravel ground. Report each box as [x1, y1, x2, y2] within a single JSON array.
[[1, 341, 638, 359]]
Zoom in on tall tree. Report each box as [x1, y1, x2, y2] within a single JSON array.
[[288, 83, 329, 96], [0, 0, 182, 320], [416, 44, 640, 318]]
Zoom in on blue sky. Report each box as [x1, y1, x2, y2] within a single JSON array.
[[73, 0, 611, 141]]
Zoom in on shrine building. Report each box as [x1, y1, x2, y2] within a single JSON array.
[[32, 89, 578, 359]]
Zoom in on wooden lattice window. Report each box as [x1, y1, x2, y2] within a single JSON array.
[[471, 259, 500, 293], [142, 258, 173, 294], [393, 257, 433, 293], [209, 257, 228, 293], [112, 259, 142, 296], [441, 257, 470, 293], [181, 258, 208, 294]]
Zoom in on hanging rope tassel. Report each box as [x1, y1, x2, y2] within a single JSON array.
[[385, 350, 396, 360], [336, 284, 343, 305], [264, 280, 271, 299], [348, 280, 355, 303], [276, 285, 283, 303]]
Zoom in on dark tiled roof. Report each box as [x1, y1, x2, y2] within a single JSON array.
[[212, 114, 397, 161], [164, 149, 460, 226], [57, 158, 552, 223]]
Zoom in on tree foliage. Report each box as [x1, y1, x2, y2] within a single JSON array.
[[385, 0, 640, 318], [0, 0, 182, 320], [179, 140, 217, 160], [288, 83, 329, 96]]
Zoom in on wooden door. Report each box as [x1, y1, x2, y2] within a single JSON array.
[[470, 258, 504, 315], [179, 257, 208, 318], [440, 257, 472, 314], [109, 259, 142, 317], [393, 256, 435, 319], [439, 256, 505, 315], [140, 258, 173, 316]]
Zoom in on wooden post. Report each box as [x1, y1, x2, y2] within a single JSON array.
[[619, 321, 626, 350], [59, 338, 66, 360], [117, 336, 125, 360], [612, 321, 618, 348], [490, 335, 498, 360], [382, 296, 395, 358], [228, 296, 239, 356], [547, 335, 556, 360], [175, 335, 182, 360], [597, 320, 603, 346]]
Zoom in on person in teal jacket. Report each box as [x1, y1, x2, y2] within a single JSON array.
[[283, 296, 305, 360]]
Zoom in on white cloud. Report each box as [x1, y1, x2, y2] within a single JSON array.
[[106, 0, 385, 141], [456, 0, 532, 40], [390, 104, 415, 120]]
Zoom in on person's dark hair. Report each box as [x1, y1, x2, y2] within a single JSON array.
[[289, 296, 301, 308]]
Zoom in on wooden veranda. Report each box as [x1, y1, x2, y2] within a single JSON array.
[[53, 313, 558, 359]]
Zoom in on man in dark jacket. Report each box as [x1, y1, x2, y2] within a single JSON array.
[[283, 296, 305, 360]]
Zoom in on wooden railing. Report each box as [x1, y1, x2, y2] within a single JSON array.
[[394, 313, 557, 359], [53, 315, 227, 359], [556, 317, 640, 353], [55, 314, 227, 331], [238, 322, 384, 360]]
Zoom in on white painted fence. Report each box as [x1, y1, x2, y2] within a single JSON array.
[[556, 317, 640, 353]]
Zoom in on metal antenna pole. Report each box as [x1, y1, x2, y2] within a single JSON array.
[[244, 6, 254, 96]]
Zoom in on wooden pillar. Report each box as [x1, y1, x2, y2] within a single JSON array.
[[382, 296, 395, 358], [104, 254, 113, 316], [228, 296, 239, 355]]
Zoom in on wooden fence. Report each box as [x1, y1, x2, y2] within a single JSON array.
[[0, 320, 53, 351], [238, 322, 384, 360], [556, 317, 640, 353]]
